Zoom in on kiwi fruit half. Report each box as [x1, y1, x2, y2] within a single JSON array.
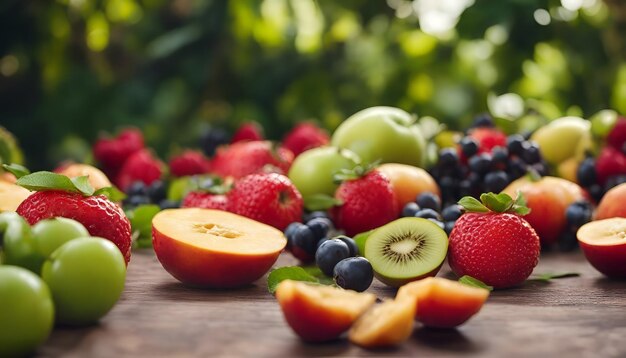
[[364, 217, 448, 287]]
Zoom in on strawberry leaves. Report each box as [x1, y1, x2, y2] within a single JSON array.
[[14, 169, 126, 201], [458, 192, 530, 216]]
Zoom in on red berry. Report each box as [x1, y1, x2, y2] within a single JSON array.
[[228, 173, 303, 230], [231, 122, 264, 143], [606, 117, 626, 150], [595, 146, 626, 185], [169, 150, 211, 177], [333, 170, 398, 237], [116, 149, 164, 191], [93, 128, 144, 177], [16, 191, 132, 264], [468, 127, 507, 154], [181, 191, 229, 211], [210, 141, 294, 180], [282, 122, 330, 157]]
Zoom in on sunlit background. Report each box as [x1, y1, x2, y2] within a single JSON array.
[[1, 0, 625, 168]]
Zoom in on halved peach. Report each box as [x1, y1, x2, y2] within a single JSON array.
[[152, 208, 287, 288], [577, 218, 626, 278], [0, 181, 31, 212], [275, 280, 376, 342], [397, 277, 489, 328], [348, 298, 416, 348]]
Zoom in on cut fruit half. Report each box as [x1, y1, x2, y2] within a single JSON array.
[[152, 208, 287, 288], [396, 277, 489, 328], [275, 280, 376, 342], [348, 298, 416, 348], [364, 217, 448, 287], [0, 181, 31, 212], [577, 218, 626, 278]]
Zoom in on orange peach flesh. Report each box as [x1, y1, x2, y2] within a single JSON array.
[[577, 218, 626, 246], [275, 280, 376, 342], [348, 298, 416, 348]]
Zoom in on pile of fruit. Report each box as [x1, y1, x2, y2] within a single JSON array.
[[2, 104, 626, 353]]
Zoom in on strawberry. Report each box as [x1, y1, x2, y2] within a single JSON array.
[[228, 173, 303, 230], [93, 128, 144, 178], [181, 191, 229, 211], [116, 149, 164, 192], [210, 141, 294, 180], [169, 150, 211, 177], [448, 193, 540, 289], [332, 168, 398, 237], [282, 122, 330, 157], [16, 190, 132, 264], [467, 127, 507, 154], [231, 121, 264, 143], [595, 146, 626, 185], [606, 117, 626, 151]]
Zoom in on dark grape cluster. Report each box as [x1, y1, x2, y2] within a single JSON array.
[[122, 180, 180, 210], [576, 156, 626, 203], [401, 192, 462, 235]]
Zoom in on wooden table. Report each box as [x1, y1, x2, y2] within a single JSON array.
[[38, 249, 626, 357]]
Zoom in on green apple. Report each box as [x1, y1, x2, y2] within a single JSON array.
[[32, 217, 90, 258], [331, 107, 427, 167], [288, 146, 360, 205], [0, 266, 54, 357], [530, 116, 591, 166]]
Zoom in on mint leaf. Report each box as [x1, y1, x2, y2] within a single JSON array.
[[94, 186, 127, 202], [2, 163, 30, 179], [128, 204, 160, 249], [459, 275, 493, 291], [304, 194, 342, 211], [458, 196, 489, 213], [528, 272, 579, 282], [267, 266, 320, 294], [17, 171, 95, 196]]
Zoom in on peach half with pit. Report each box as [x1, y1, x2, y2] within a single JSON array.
[[152, 208, 287, 288]]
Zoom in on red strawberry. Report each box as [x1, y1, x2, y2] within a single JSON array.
[[93, 128, 144, 177], [169, 150, 211, 177], [231, 121, 264, 143], [228, 173, 303, 230], [16, 190, 132, 264], [606, 117, 626, 150], [282, 122, 330, 157], [448, 193, 540, 289], [181, 191, 229, 211], [332, 168, 398, 237], [468, 127, 507, 154], [595, 146, 626, 184], [116, 149, 164, 192], [210, 141, 294, 180]]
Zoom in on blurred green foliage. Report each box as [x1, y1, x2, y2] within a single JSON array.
[[0, 0, 625, 169]]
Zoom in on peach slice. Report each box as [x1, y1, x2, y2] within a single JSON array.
[[397, 277, 489, 328], [577, 218, 626, 278], [348, 298, 416, 348], [275, 280, 376, 342], [55, 163, 112, 190], [0, 181, 31, 212], [152, 208, 287, 288]]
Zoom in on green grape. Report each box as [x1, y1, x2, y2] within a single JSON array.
[[41, 237, 126, 325], [0, 211, 42, 273], [0, 266, 54, 357], [590, 109, 618, 140], [32, 217, 89, 258]]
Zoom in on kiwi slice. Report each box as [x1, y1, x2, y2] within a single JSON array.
[[364, 217, 448, 287]]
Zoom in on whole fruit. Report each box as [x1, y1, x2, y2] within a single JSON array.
[[448, 193, 540, 289], [377, 163, 440, 212], [596, 183, 626, 220], [41, 237, 126, 325], [331, 106, 426, 167], [530, 116, 591, 166], [1, 212, 41, 272], [0, 266, 54, 357], [32, 217, 90, 258]]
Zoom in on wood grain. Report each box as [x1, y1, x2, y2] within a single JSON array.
[[37, 250, 626, 357]]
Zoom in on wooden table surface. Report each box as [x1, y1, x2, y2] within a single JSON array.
[[37, 249, 626, 357]]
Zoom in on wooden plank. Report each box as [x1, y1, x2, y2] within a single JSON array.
[[38, 250, 626, 357]]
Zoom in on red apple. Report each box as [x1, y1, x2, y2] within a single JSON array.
[[577, 218, 626, 278], [152, 208, 287, 288], [595, 183, 626, 220]]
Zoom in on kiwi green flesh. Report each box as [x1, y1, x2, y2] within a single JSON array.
[[364, 217, 448, 288]]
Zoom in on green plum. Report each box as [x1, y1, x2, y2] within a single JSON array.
[[0, 266, 54, 357], [331, 106, 426, 167], [32, 217, 90, 258], [288, 146, 360, 207], [42, 237, 126, 326], [0, 211, 42, 273]]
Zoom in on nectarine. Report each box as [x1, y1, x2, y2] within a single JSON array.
[[595, 183, 626, 220], [577, 218, 626, 278], [377, 163, 440, 213]]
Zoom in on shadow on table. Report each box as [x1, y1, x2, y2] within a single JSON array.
[[413, 327, 484, 354], [151, 280, 271, 302]]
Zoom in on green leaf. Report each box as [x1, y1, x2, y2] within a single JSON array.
[[511, 191, 531, 216], [2, 163, 30, 179], [267, 266, 320, 294], [128, 204, 161, 249], [304, 194, 342, 211], [458, 196, 489, 213], [94, 186, 127, 202], [459, 275, 493, 291], [480, 192, 514, 213], [17, 171, 95, 196], [301, 265, 335, 285], [528, 272, 580, 282]]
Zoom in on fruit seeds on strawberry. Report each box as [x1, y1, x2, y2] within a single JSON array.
[[181, 191, 229, 211], [210, 141, 294, 180], [93, 128, 144, 178], [282, 122, 330, 157], [116, 149, 165, 192], [169, 150, 212, 177]]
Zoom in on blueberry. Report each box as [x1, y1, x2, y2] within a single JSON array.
[[507, 135, 525, 156], [458, 180, 473, 197], [303, 211, 330, 223], [416, 192, 441, 212], [491, 146, 509, 165], [306, 217, 333, 239], [333, 257, 374, 292], [335, 235, 359, 257], [576, 158, 596, 187], [291, 225, 318, 258], [200, 127, 230, 156], [507, 156, 527, 180], [442, 205, 462, 222], [127, 181, 147, 196], [565, 201, 592, 229], [468, 153, 493, 175], [439, 176, 458, 205], [483, 171, 509, 193], [316, 239, 351, 276], [438, 148, 459, 168], [148, 180, 167, 203], [402, 202, 420, 217], [428, 218, 445, 231], [284, 222, 304, 241], [460, 137, 479, 157], [316, 237, 329, 250], [444, 221, 456, 235], [158, 199, 180, 210], [415, 208, 442, 221], [588, 184, 604, 203], [126, 195, 151, 207], [471, 113, 494, 128], [521, 142, 542, 164]]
